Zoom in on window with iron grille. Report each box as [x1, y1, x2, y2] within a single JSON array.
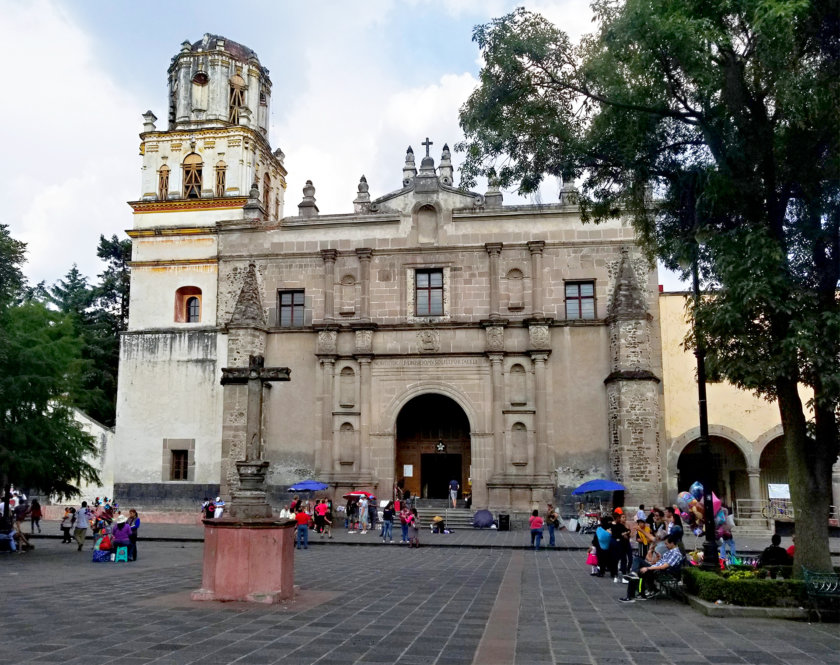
[[565, 281, 596, 320], [170, 450, 189, 481], [278, 290, 305, 327], [415, 269, 444, 316]]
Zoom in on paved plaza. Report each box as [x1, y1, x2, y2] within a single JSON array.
[[2, 530, 839, 665]]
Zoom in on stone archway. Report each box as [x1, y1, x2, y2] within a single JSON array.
[[758, 436, 788, 503], [395, 394, 471, 501], [676, 436, 749, 507]]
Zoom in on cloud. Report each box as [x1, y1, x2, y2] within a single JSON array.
[[0, 0, 140, 285]]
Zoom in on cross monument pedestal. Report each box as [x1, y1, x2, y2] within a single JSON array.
[[192, 354, 296, 604]]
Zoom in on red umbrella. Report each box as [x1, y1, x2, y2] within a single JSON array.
[[342, 491, 374, 500]]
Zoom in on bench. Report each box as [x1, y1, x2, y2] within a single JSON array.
[[655, 568, 687, 603], [802, 568, 840, 622]]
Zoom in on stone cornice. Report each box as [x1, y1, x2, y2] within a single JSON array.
[[603, 370, 661, 384], [127, 226, 217, 238], [130, 258, 218, 268], [129, 197, 249, 214]]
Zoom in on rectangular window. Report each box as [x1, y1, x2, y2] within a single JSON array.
[[565, 281, 596, 320], [170, 450, 189, 481], [278, 289, 305, 327], [415, 269, 444, 316]]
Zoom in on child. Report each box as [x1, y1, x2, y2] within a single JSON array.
[[587, 546, 599, 575]]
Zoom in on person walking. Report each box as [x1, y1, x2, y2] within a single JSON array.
[[399, 503, 411, 543], [127, 509, 141, 561], [529, 509, 544, 550], [74, 501, 91, 551], [29, 499, 43, 534], [381, 501, 394, 543], [449, 478, 459, 509]]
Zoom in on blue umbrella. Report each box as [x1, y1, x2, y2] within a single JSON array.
[[571, 479, 626, 495], [288, 480, 329, 492]]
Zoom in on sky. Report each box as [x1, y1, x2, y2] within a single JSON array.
[[0, 0, 685, 290]]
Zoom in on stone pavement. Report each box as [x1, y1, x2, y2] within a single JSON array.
[[3, 536, 839, 665]]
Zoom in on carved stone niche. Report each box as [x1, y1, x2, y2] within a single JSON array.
[[417, 328, 440, 353], [355, 329, 373, 354], [317, 329, 337, 355], [485, 326, 505, 352], [528, 324, 550, 350]]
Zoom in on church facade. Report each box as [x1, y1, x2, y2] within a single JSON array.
[[113, 35, 666, 513]]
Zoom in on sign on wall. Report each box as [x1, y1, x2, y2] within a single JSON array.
[[403, 464, 413, 478], [767, 484, 790, 499]]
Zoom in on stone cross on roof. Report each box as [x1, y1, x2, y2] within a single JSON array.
[[421, 137, 433, 157]]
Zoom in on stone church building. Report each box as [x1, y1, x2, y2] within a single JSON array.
[[113, 35, 666, 513]]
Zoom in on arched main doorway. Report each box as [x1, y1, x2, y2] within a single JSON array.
[[676, 436, 748, 507], [395, 394, 471, 500], [759, 436, 788, 502]]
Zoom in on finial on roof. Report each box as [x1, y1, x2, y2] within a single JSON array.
[[559, 175, 578, 206], [485, 177, 503, 208], [298, 180, 319, 218], [609, 247, 648, 319], [354, 175, 371, 214], [403, 147, 417, 186], [439, 142, 453, 185]]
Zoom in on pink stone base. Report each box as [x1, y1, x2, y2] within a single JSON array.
[[191, 518, 296, 604]]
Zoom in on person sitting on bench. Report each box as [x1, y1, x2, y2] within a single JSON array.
[[620, 534, 684, 603]]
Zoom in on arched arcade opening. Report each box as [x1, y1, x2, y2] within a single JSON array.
[[677, 436, 749, 507], [395, 394, 471, 500]]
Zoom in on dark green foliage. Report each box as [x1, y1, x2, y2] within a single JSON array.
[[459, 0, 839, 573], [683, 566, 806, 607], [0, 227, 99, 520]]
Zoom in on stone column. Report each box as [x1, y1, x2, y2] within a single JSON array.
[[485, 242, 502, 319], [832, 459, 840, 522], [488, 353, 505, 476], [321, 249, 337, 321], [747, 466, 762, 517], [320, 357, 335, 472], [528, 240, 545, 317], [531, 351, 550, 477], [358, 355, 372, 476], [356, 248, 372, 322]]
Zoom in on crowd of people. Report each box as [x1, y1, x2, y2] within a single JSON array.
[[0, 492, 141, 561]]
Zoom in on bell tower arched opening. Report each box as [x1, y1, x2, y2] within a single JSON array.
[[395, 394, 470, 501]]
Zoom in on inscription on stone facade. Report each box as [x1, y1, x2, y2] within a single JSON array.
[[417, 328, 440, 353], [376, 357, 483, 367]]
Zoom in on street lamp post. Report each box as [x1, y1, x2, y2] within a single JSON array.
[[691, 256, 720, 571]]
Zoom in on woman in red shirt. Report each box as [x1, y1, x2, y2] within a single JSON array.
[[529, 509, 544, 550]]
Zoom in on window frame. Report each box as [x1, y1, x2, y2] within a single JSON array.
[[170, 449, 189, 481], [565, 280, 596, 320], [215, 161, 226, 198], [278, 289, 305, 327], [414, 268, 444, 317], [186, 296, 201, 323], [158, 164, 170, 201], [182, 153, 203, 199]]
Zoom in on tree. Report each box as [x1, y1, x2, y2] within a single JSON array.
[[0, 227, 99, 524], [459, 2, 839, 572]]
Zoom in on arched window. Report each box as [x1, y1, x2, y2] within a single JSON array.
[[215, 161, 227, 198], [263, 172, 271, 211], [229, 74, 247, 124], [191, 71, 209, 111], [511, 422, 528, 466], [175, 286, 202, 323], [339, 423, 356, 466], [186, 297, 200, 323], [158, 164, 170, 201], [506, 268, 524, 311], [339, 367, 356, 407], [509, 364, 527, 406], [182, 153, 202, 199]]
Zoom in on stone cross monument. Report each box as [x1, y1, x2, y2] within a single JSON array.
[[221, 354, 290, 519]]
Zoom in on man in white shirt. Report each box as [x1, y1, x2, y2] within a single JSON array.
[[358, 496, 369, 534], [635, 504, 646, 521], [74, 501, 91, 551]]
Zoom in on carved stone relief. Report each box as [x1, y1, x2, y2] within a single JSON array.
[[417, 328, 440, 353], [528, 324, 550, 350], [486, 326, 505, 352], [317, 329, 337, 355], [355, 329, 373, 354]]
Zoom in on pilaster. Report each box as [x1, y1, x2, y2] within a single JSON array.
[[321, 249, 337, 321], [527, 241, 545, 317], [356, 248, 373, 322], [485, 242, 503, 319]]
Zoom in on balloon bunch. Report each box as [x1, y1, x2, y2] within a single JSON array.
[[675, 481, 725, 537]]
